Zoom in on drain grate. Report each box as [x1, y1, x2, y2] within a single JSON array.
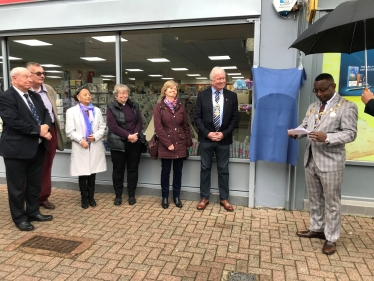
[[20, 235, 82, 253], [227, 272, 257, 281]]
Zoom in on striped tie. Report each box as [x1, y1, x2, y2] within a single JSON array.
[[213, 90, 220, 131], [24, 94, 41, 125]]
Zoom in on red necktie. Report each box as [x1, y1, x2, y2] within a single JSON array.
[[319, 102, 327, 113]]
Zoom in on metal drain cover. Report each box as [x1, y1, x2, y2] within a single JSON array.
[[20, 235, 82, 253], [227, 272, 257, 281]]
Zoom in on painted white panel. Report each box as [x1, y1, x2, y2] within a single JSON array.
[[0, 0, 261, 33]]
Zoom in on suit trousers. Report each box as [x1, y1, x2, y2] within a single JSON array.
[[160, 158, 184, 198], [4, 143, 45, 224], [39, 124, 57, 203], [110, 140, 142, 198], [199, 142, 230, 200], [305, 153, 343, 242]]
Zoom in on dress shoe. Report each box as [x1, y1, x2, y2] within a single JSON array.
[[28, 214, 53, 222], [88, 197, 97, 207], [40, 200, 55, 209], [173, 197, 183, 208], [129, 196, 136, 205], [162, 197, 169, 209], [16, 221, 34, 231], [220, 199, 234, 212], [322, 240, 337, 255], [296, 230, 326, 239], [197, 198, 209, 210], [114, 197, 122, 206]]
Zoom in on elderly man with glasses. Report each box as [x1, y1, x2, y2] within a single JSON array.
[[288, 73, 358, 255], [26, 62, 65, 210]]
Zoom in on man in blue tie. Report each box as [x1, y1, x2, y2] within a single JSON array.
[[194, 67, 238, 211], [0, 67, 53, 231]]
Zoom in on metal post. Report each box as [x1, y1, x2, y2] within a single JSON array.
[[115, 32, 122, 84]]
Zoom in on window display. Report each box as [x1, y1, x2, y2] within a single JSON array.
[[7, 24, 254, 158]]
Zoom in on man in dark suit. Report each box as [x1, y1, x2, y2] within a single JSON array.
[[361, 88, 374, 116], [0, 67, 53, 231], [194, 66, 238, 211]]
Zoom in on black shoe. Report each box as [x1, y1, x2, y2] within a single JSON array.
[[173, 197, 183, 208], [88, 197, 97, 207], [128, 196, 136, 205], [16, 221, 34, 231], [162, 197, 169, 209], [28, 214, 53, 222], [114, 197, 122, 206]]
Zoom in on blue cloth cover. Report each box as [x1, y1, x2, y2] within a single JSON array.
[[250, 66, 306, 165]]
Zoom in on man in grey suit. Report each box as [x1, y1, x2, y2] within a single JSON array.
[[27, 62, 65, 209], [288, 73, 358, 255]]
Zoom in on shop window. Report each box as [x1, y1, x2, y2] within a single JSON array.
[[121, 25, 253, 159], [8, 32, 116, 149]]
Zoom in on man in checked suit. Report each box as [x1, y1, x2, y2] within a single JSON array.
[[0, 67, 53, 231], [27, 62, 65, 210], [194, 66, 238, 212], [288, 73, 358, 255]]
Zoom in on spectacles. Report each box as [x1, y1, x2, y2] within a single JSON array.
[[312, 84, 334, 93], [31, 72, 47, 76]]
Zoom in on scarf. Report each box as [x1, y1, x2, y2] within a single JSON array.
[[79, 103, 95, 139], [164, 97, 178, 113]]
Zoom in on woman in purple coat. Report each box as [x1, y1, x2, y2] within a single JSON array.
[[153, 80, 192, 209]]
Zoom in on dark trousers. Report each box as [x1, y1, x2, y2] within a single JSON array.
[[4, 143, 45, 224], [161, 158, 184, 198], [110, 140, 142, 198], [78, 173, 96, 198], [199, 142, 230, 200], [39, 124, 57, 203]]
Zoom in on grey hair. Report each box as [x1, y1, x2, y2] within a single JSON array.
[[26, 62, 41, 69], [113, 84, 130, 97], [10, 67, 29, 77], [209, 66, 226, 80]]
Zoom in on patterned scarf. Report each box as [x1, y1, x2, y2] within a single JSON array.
[[79, 103, 95, 139], [164, 97, 178, 113]]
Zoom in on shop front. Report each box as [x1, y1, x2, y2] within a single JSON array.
[[0, 0, 310, 209]]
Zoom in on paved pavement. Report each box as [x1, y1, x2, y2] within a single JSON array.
[[0, 184, 374, 281]]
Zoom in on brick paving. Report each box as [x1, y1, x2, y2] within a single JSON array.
[[0, 183, 374, 281]]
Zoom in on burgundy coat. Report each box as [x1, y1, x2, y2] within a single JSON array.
[[153, 99, 193, 159]]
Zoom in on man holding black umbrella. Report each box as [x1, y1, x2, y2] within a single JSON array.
[[288, 73, 358, 255], [361, 88, 374, 116]]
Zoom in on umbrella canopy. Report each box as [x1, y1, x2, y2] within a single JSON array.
[[290, 0, 374, 55]]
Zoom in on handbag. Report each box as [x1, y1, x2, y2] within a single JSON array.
[[148, 134, 159, 159]]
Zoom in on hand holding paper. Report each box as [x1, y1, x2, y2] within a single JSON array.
[[288, 128, 311, 135]]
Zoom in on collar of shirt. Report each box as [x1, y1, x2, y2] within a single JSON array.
[[14, 86, 32, 107], [323, 92, 337, 109], [211, 87, 223, 96], [32, 84, 47, 94]]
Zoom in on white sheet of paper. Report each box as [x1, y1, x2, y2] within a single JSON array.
[[288, 128, 311, 135]]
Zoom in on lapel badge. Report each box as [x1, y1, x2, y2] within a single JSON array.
[[330, 111, 336, 117]]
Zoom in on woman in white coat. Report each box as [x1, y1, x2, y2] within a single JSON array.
[[66, 87, 107, 209]]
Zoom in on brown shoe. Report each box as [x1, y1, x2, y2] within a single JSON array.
[[296, 230, 325, 239], [197, 198, 209, 210], [40, 200, 55, 210], [322, 240, 336, 255], [220, 200, 234, 212]]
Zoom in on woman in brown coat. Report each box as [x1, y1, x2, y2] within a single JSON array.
[[153, 80, 192, 209]]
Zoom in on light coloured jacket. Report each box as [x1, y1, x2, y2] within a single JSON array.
[[298, 94, 358, 172], [44, 84, 64, 151], [65, 104, 107, 176]]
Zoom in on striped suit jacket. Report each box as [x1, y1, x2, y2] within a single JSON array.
[[298, 93, 358, 172]]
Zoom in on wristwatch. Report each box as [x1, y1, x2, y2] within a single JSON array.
[[325, 137, 329, 144]]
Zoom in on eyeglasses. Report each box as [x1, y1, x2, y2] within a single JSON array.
[[31, 72, 47, 76], [312, 84, 334, 93]]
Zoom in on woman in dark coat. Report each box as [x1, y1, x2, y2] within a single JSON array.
[[107, 84, 147, 206], [153, 80, 193, 209]]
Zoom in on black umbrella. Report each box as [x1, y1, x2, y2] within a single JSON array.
[[290, 0, 374, 84]]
